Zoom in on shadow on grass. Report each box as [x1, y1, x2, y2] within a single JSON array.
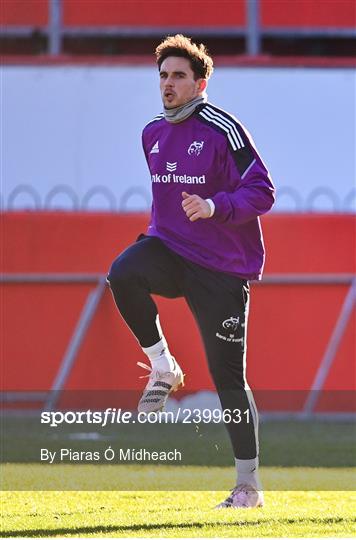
[[2, 516, 354, 537]]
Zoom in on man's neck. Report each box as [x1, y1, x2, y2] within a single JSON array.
[[164, 94, 207, 124]]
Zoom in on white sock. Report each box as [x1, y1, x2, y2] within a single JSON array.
[[142, 337, 175, 373], [235, 457, 261, 490]]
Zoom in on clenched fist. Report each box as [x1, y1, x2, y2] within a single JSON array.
[[181, 192, 212, 222]]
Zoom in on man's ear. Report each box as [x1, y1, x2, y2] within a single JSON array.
[[199, 79, 207, 93]]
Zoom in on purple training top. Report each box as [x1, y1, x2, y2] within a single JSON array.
[[142, 102, 275, 280]]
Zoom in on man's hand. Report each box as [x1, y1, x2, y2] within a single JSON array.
[[181, 192, 212, 222]]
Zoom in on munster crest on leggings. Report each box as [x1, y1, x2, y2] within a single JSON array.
[[216, 316, 243, 343]]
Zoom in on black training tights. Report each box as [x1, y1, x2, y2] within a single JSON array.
[[107, 234, 259, 459]]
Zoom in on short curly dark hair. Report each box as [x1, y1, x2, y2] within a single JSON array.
[[155, 34, 214, 80]]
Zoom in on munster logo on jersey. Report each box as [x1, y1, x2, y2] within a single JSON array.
[[188, 141, 204, 156]]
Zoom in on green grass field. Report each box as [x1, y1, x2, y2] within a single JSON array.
[[1, 419, 355, 537], [2, 485, 356, 537]]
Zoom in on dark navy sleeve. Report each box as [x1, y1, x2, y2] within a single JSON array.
[[211, 125, 275, 225]]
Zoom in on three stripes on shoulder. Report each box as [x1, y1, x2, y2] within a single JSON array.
[[151, 113, 165, 123], [199, 105, 245, 151]]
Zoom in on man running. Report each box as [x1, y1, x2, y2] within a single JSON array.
[[107, 34, 275, 508]]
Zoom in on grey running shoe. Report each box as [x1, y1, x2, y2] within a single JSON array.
[[137, 358, 184, 413], [216, 484, 264, 509]]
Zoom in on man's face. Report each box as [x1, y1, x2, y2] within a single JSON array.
[[159, 56, 205, 109]]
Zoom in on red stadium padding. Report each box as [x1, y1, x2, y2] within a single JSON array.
[[2, 0, 353, 29], [2, 212, 353, 274], [1, 213, 355, 411], [261, 0, 355, 28], [62, 0, 245, 27], [1, 0, 48, 26]]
